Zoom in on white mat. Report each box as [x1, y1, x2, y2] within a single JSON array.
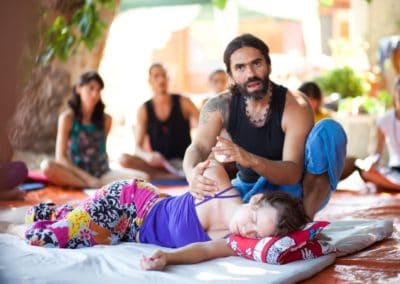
[[0, 219, 393, 284]]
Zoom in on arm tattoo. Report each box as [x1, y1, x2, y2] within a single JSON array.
[[199, 92, 231, 127]]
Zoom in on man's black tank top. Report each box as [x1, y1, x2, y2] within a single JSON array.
[[227, 83, 287, 183], [145, 94, 191, 160]]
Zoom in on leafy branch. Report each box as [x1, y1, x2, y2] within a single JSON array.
[[38, 0, 116, 64], [37, 0, 231, 64]]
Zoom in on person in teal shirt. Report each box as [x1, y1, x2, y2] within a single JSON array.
[[41, 71, 148, 188]]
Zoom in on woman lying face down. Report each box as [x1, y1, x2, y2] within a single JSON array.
[[24, 160, 309, 260]]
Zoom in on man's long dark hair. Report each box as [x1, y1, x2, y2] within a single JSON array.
[[68, 71, 105, 129], [223, 33, 271, 75]]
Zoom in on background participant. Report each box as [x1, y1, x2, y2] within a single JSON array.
[[298, 81, 331, 123], [41, 71, 148, 188], [119, 63, 199, 180]]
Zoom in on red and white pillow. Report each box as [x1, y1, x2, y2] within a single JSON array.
[[226, 221, 336, 264]]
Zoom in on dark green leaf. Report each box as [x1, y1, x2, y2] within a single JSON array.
[[38, 0, 116, 65]]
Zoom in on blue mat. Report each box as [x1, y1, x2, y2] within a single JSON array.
[[151, 179, 188, 186]]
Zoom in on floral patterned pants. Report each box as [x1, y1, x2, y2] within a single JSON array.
[[25, 179, 157, 248]]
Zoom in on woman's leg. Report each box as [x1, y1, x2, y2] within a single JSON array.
[[359, 166, 400, 190], [118, 154, 178, 181], [100, 167, 150, 185], [24, 202, 76, 247], [41, 159, 88, 188], [25, 181, 131, 248]]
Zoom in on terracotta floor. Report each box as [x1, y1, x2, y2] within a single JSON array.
[[305, 190, 400, 283], [1, 186, 399, 283]]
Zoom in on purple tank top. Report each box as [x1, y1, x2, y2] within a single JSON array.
[[139, 187, 239, 248]]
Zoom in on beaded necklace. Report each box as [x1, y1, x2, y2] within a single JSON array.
[[244, 82, 273, 127]]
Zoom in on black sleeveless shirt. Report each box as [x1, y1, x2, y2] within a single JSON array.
[[227, 83, 287, 182], [145, 94, 191, 160]]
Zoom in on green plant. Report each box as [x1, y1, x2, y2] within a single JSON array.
[[212, 0, 228, 9], [315, 66, 368, 98], [319, 0, 334, 6], [338, 96, 386, 115], [38, 0, 230, 64], [377, 90, 393, 109], [38, 0, 116, 64]]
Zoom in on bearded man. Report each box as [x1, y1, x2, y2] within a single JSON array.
[[183, 33, 347, 219]]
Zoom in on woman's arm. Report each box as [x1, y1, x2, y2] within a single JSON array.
[[134, 105, 165, 167], [180, 96, 200, 129], [104, 113, 112, 135], [55, 111, 73, 164], [141, 239, 235, 271]]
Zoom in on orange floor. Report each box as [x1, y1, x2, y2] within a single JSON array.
[[1, 186, 399, 282], [305, 190, 400, 283]]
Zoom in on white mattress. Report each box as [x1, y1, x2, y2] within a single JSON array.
[[0, 219, 392, 284]]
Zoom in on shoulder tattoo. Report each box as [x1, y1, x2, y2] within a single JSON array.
[[200, 93, 231, 127]]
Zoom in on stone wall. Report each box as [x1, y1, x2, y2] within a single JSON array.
[[9, 3, 118, 154], [10, 66, 70, 153]]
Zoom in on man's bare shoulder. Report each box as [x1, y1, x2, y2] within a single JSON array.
[[200, 91, 232, 125], [282, 89, 314, 129], [204, 91, 232, 111], [286, 89, 311, 109]]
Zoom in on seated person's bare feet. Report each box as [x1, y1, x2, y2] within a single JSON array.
[[0, 188, 26, 201]]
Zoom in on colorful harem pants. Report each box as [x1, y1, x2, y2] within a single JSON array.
[[25, 179, 160, 248]]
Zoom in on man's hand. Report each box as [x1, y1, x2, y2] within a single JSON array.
[[188, 160, 218, 200], [140, 250, 167, 271], [212, 136, 253, 168]]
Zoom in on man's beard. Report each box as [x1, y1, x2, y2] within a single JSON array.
[[235, 75, 269, 101]]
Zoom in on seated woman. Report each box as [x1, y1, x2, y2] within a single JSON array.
[[24, 160, 310, 250], [357, 77, 400, 190], [41, 71, 148, 188]]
